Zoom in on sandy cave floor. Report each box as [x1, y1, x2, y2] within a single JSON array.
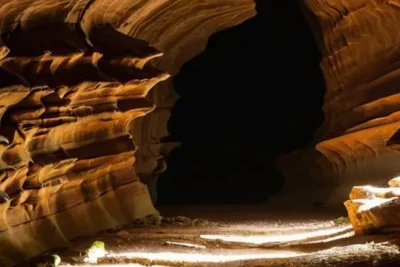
[[33, 205, 400, 267]]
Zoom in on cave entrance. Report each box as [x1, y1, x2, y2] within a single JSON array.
[[157, 0, 325, 206]]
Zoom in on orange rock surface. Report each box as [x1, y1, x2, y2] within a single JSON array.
[[1, 0, 399, 263], [0, 0, 255, 264], [276, 0, 400, 207], [345, 178, 400, 235]]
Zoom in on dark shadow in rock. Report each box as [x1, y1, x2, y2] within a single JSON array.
[[157, 0, 325, 205]]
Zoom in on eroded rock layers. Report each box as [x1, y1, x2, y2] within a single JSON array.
[[102, 0, 256, 200], [77, 0, 256, 201], [0, 0, 256, 264], [0, 0, 165, 264], [345, 176, 400, 235], [276, 0, 400, 206]]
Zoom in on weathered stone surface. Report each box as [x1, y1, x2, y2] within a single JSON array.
[[276, 0, 400, 207], [0, 33, 163, 267], [345, 177, 400, 236], [389, 177, 400, 188], [349, 186, 400, 200], [0, 0, 256, 264], [2, 0, 399, 261], [79, 0, 256, 200], [345, 183, 400, 235]]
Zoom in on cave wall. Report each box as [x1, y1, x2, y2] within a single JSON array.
[[0, 0, 398, 263], [82, 0, 256, 201], [0, 0, 255, 264], [111, 0, 257, 201], [275, 0, 400, 207]]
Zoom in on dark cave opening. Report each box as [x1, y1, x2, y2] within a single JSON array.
[[157, 0, 325, 205]]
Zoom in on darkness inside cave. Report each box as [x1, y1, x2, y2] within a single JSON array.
[[157, 0, 325, 205]]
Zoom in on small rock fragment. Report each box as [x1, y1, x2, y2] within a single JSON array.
[[116, 230, 130, 240], [131, 214, 162, 227], [192, 218, 210, 226], [332, 216, 350, 225], [389, 177, 400, 188], [161, 217, 172, 224], [174, 216, 192, 225]]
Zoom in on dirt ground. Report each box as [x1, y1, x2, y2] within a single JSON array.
[[31, 205, 400, 267]]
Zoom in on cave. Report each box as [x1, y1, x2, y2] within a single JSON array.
[[157, 0, 325, 205], [1, 0, 400, 266]]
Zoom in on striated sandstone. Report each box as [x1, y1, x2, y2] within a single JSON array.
[[2, 0, 399, 260], [276, 0, 400, 207], [79, 0, 256, 200], [345, 178, 400, 235], [0, 0, 256, 264]]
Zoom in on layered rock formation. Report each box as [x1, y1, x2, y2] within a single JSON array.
[[0, 0, 255, 264], [276, 0, 400, 207], [345, 177, 400, 235], [2, 0, 398, 262]]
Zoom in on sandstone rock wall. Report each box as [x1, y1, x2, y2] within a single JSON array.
[[2, 0, 397, 261], [275, 0, 400, 206], [0, 0, 255, 264], [81, 0, 256, 201]]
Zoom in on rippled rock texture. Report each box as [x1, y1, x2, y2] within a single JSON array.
[[1, 0, 399, 263], [0, 0, 255, 264], [345, 178, 400, 235], [276, 0, 400, 207]]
